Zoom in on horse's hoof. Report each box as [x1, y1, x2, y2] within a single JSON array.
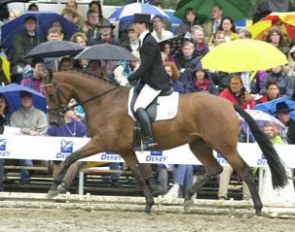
[[57, 183, 67, 194], [144, 205, 152, 215], [184, 199, 193, 212], [47, 190, 59, 198]]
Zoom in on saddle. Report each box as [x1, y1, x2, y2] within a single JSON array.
[[128, 86, 179, 151]]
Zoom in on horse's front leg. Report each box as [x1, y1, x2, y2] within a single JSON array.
[[122, 151, 154, 214], [48, 138, 101, 197]]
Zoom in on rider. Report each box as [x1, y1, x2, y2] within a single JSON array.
[[128, 13, 171, 150]]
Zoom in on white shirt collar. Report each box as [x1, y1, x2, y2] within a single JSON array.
[[139, 30, 149, 43]]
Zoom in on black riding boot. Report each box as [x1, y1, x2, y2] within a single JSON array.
[[134, 108, 157, 151]]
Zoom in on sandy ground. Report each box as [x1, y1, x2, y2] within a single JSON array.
[[0, 208, 294, 232]]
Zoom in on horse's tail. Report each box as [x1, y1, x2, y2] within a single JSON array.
[[233, 104, 288, 188]]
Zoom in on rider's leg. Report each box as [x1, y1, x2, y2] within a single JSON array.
[[134, 84, 161, 150]]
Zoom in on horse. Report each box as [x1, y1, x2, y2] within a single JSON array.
[[43, 70, 287, 216]]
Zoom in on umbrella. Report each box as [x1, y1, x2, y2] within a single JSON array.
[[0, 83, 47, 113], [75, 44, 137, 61], [109, 3, 169, 21], [25, 40, 83, 59], [254, 98, 295, 121], [175, 0, 253, 23], [0, 51, 10, 83], [0, 0, 31, 6], [250, 12, 295, 41], [1, 12, 78, 49], [201, 39, 288, 73], [242, 109, 286, 129]]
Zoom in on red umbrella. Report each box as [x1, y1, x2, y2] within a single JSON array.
[[250, 12, 295, 41]]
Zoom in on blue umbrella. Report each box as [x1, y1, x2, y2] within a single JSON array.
[[1, 11, 78, 49], [109, 3, 169, 21], [254, 98, 295, 121], [0, 83, 47, 113]]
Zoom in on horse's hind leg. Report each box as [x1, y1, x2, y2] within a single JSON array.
[[223, 151, 262, 216], [184, 140, 223, 209], [122, 151, 154, 214]]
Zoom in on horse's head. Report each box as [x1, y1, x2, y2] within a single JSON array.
[[43, 71, 73, 126]]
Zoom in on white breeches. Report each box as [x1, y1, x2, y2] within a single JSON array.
[[134, 84, 161, 111]]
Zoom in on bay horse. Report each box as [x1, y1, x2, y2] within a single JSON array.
[[43, 70, 287, 216]]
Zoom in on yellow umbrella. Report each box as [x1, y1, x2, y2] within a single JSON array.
[[201, 39, 288, 73], [0, 53, 11, 83]]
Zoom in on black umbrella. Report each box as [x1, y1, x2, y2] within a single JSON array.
[[0, 0, 31, 6], [25, 40, 83, 59], [75, 44, 137, 61]]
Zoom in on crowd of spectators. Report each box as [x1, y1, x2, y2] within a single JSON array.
[[0, 0, 295, 201]]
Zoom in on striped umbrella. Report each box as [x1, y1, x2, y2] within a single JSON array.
[[109, 3, 169, 21]]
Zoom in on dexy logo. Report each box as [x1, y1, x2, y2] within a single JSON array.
[[146, 150, 167, 162], [56, 140, 74, 159], [0, 139, 6, 151], [257, 154, 267, 166], [100, 151, 123, 161], [0, 139, 9, 157]]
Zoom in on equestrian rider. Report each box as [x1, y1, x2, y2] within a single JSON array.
[[128, 13, 171, 150]]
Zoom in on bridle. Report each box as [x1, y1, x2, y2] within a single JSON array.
[[43, 77, 120, 124]]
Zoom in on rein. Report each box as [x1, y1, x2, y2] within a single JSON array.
[[44, 80, 120, 115]]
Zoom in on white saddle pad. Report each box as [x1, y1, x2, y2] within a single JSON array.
[[128, 88, 179, 121]]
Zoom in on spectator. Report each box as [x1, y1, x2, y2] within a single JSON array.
[[238, 28, 252, 39], [61, 8, 76, 24], [27, 3, 39, 11], [88, 0, 109, 26], [164, 165, 194, 199], [153, 0, 172, 31], [219, 74, 255, 109], [151, 16, 173, 42], [97, 21, 120, 45], [85, 60, 106, 78], [256, 80, 281, 104], [253, 0, 294, 23], [174, 40, 197, 71], [44, 28, 63, 72], [114, 52, 141, 87], [191, 25, 209, 58], [261, 65, 293, 99], [10, 91, 48, 183], [121, 25, 140, 53], [202, 4, 223, 42], [176, 8, 199, 36], [183, 64, 217, 95], [160, 41, 176, 63], [215, 16, 239, 43], [65, 0, 84, 26], [58, 57, 73, 72], [163, 61, 183, 93], [20, 58, 45, 94], [0, 94, 10, 191], [260, 122, 295, 203], [209, 30, 225, 50], [12, 15, 45, 80], [264, 26, 290, 56], [80, 9, 100, 46], [71, 32, 88, 70], [218, 76, 255, 200], [275, 102, 295, 144], [47, 99, 87, 192]]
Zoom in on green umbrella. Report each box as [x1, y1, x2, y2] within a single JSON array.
[[175, 0, 254, 23]]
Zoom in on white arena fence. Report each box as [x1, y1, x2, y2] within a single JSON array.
[[0, 135, 295, 168]]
